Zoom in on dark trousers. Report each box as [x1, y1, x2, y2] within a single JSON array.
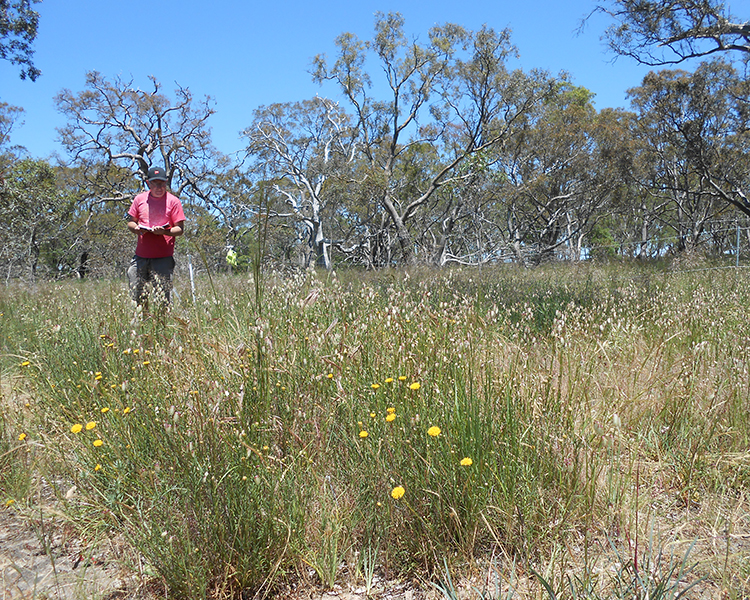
[[127, 255, 175, 306]]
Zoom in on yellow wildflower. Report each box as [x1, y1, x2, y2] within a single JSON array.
[[359, 430, 368, 439], [371, 383, 380, 390], [123, 407, 131, 414], [460, 457, 473, 466], [385, 378, 394, 384], [85, 421, 97, 430], [387, 407, 396, 413], [93, 439, 103, 447], [391, 486, 405, 500], [71, 423, 83, 434], [18, 432, 27, 441], [386, 413, 396, 422], [398, 376, 407, 381], [94, 464, 102, 472], [5, 499, 15, 507], [409, 382, 421, 391], [427, 426, 441, 437], [100, 407, 109, 414], [326, 373, 334, 379], [20, 361, 30, 367]]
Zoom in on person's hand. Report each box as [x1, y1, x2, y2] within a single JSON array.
[[152, 225, 170, 236]]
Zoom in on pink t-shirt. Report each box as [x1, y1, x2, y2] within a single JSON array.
[[128, 191, 186, 258]]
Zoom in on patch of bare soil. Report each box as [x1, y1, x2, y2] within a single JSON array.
[[1, 494, 744, 600], [0, 505, 432, 600], [0, 506, 145, 600]]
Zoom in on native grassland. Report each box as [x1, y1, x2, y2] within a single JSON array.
[[1, 263, 750, 599]]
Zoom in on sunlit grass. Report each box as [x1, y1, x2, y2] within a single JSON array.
[[1, 263, 749, 598]]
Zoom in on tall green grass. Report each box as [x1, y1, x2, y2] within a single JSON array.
[[1, 263, 749, 598]]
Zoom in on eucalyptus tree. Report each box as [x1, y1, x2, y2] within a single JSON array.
[[56, 71, 225, 206], [591, 107, 667, 259], [480, 84, 622, 264], [0, 159, 78, 279], [0, 100, 22, 147], [627, 59, 750, 253], [593, 0, 750, 66], [0, 100, 24, 171], [243, 97, 356, 269], [0, 0, 40, 80], [313, 13, 558, 266]]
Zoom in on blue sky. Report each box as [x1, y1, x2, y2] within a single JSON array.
[[1, 0, 731, 160]]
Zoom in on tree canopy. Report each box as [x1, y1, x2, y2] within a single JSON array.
[[3, 9, 750, 279], [593, 0, 750, 66], [0, 0, 40, 80]]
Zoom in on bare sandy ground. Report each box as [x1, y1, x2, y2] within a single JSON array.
[[0, 505, 145, 600], [0, 505, 427, 600]]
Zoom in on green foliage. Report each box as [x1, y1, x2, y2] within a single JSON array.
[[0, 0, 41, 80], [3, 264, 750, 597], [0, 159, 83, 279]]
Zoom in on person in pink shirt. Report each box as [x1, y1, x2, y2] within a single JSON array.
[[126, 166, 186, 309]]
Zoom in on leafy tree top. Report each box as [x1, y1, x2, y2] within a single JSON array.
[[591, 0, 749, 66], [1, 0, 41, 80]]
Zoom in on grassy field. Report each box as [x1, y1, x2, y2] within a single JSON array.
[[1, 262, 749, 599]]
